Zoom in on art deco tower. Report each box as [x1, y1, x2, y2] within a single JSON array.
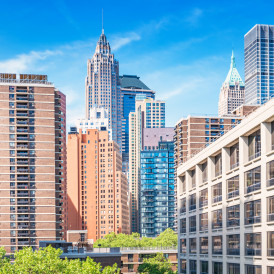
[[85, 29, 122, 149], [218, 52, 245, 116]]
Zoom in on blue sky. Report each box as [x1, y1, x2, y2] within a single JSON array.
[[0, 0, 273, 127]]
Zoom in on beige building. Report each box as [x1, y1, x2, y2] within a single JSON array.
[[218, 52, 245, 117], [67, 129, 130, 242], [129, 97, 165, 232], [0, 73, 67, 253], [177, 98, 274, 273]]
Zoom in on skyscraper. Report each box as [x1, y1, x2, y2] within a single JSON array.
[[85, 29, 122, 149], [129, 97, 165, 232], [0, 73, 67, 253], [218, 52, 245, 116], [120, 75, 155, 171], [244, 24, 274, 105], [67, 129, 130, 241], [140, 128, 175, 237]]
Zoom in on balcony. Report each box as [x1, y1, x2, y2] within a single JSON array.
[[17, 153, 28, 157], [245, 248, 261, 256], [17, 200, 29, 205], [227, 190, 239, 200], [227, 248, 240, 256], [17, 145, 28, 149], [17, 136, 28, 141], [17, 239, 30, 245], [17, 192, 29, 197], [17, 128, 28, 133], [248, 151, 261, 161], [17, 120, 28, 125], [16, 89, 28, 93], [16, 105, 28, 109], [16, 96, 28, 101], [245, 182, 261, 194], [16, 113, 28, 117], [17, 160, 28, 165]]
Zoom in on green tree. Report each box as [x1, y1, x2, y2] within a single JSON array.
[[137, 253, 176, 274], [93, 228, 177, 248], [0, 246, 120, 274]]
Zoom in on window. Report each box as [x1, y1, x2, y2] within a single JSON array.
[[202, 161, 208, 182], [212, 209, 222, 229], [245, 200, 261, 224], [199, 213, 208, 231], [212, 182, 222, 203], [213, 262, 222, 274], [227, 263, 240, 274], [189, 194, 196, 211], [268, 196, 274, 221], [230, 143, 239, 169], [190, 169, 196, 188], [180, 218, 186, 233], [268, 266, 274, 274], [227, 234, 240, 255], [200, 237, 208, 254], [199, 189, 208, 208], [189, 216, 196, 232], [227, 176, 239, 199], [245, 166, 261, 194], [180, 198, 186, 214], [200, 261, 208, 273], [267, 160, 274, 187], [245, 265, 261, 274], [181, 260, 187, 274], [227, 205, 240, 227], [189, 238, 196, 254], [245, 233, 261, 256], [268, 231, 274, 256], [189, 260, 196, 274], [212, 236, 222, 254], [180, 238, 186, 254], [248, 129, 261, 161], [272, 121, 274, 150], [215, 153, 222, 177]]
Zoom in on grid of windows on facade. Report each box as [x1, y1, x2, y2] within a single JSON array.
[[178, 118, 274, 273], [140, 141, 174, 237]]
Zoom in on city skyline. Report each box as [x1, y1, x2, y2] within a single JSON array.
[[1, 0, 274, 127]]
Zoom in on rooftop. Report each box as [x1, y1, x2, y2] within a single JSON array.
[[119, 75, 150, 90], [0, 73, 53, 86]]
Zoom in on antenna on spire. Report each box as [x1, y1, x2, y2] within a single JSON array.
[[102, 9, 104, 34]]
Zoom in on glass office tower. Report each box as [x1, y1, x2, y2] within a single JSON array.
[[245, 24, 274, 105], [140, 140, 175, 237]]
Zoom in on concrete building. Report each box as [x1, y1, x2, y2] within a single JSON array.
[[129, 97, 165, 233], [121, 247, 177, 274], [85, 29, 122, 149], [67, 128, 130, 242], [245, 24, 274, 105], [173, 116, 242, 232], [140, 128, 175, 237], [218, 52, 245, 116], [119, 74, 155, 171], [177, 98, 274, 273], [76, 106, 112, 138], [0, 73, 67, 253]]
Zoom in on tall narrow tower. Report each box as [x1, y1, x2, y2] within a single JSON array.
[[85, 30, 122, 148], [218, 52, 245, 116]]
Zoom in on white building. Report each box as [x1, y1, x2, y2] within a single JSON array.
[[177, 98, 274, 273], [218, 52, 245, 117], [85, 29, 121, 148], [76, 106, 112, 139]]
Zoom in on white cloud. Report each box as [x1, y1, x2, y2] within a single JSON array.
[[0, 49, 62, 74], [111, 32, 141, 51]]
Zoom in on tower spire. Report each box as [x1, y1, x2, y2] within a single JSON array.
[[102, 9, 104, 34], [231, 50, 235, 68]]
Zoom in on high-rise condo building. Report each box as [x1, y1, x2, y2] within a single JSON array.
[[129, 97, 165, 233], [173, 115, 242, 231], [244, 24, 274, 105], [218, 52, 245, 116], [67, 128, 130, 241], [85, 30, 122, 149], [140, 128, 175, 237], [177, 98, 274, 274], [120, 75, 155, 171], [0, 73, 67, 253]]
